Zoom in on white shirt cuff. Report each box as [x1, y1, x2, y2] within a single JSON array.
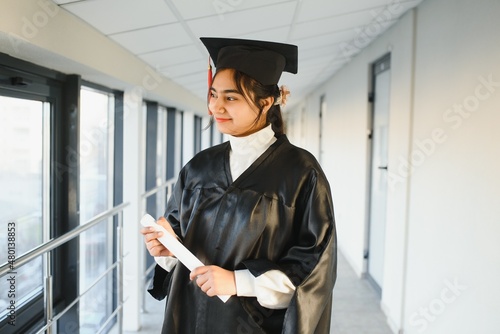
[[154, 256, 178, 272], [234, 269, 296, 309]]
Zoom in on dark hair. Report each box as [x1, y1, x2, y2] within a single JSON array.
[[210, 68, 285, 136]]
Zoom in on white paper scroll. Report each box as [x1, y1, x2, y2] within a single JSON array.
[[140, 214, 230, 302]]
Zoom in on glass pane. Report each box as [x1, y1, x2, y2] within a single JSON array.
[[0, 96, 45, 319], [156, 107, 167, 218], [79, 87, 114, 333]]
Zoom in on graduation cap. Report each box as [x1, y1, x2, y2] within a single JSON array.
[[200, 37, 298, 86]]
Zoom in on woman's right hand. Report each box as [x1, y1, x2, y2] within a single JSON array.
[[140, 217, 177, 257]]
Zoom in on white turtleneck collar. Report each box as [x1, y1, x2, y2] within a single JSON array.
[[228, 124, 277, 180]]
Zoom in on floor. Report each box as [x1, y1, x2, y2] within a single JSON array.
[[112, 251, 394, 334], [330, 252, 393, 334]]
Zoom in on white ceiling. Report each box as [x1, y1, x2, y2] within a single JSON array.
[[53, 0, 422, 108]]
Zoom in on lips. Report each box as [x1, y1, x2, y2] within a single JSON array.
[[215, 117, 231, 123]]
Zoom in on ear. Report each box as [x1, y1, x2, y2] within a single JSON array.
[[260, 96, 275, 114]]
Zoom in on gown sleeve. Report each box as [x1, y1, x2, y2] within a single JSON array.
[[240, 169, 337, 334]]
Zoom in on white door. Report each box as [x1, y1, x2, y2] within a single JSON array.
[[367, 56, 391, 293]]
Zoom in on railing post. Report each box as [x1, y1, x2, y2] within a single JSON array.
[[44, 253, 53, 334], [138, 178, 176, 317], [140, 192, 146, 314], [117, 210, 124, 334]]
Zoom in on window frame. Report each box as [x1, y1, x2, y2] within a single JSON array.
[[0, 52, 72, 333], [0, 53, 125, 334]]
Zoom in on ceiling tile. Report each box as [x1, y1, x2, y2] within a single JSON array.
[[397, 0, 424, 13], [140, 45, 202, 68], [299, 44, 346, 62], [297, 0, 395, 22], [110, 23, 190, 54], [158, 59, 207, 79], [170, 0, 296, 21], [292, 29, 357, 52], [186, 2, 297, 39], [61, 0, 178, 35], [53, 0, 81, 4], [238, 26, 291, 43], [51, 0, 423, 108], [292, 8, 385, 40], [175, 71, 206, 86]]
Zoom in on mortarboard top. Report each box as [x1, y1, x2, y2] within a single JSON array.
[[200, 37, 298, 86]]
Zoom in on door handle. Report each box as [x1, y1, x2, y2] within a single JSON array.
[[378, 166, 388, 170]]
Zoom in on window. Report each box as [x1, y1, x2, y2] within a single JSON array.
[[194, 115, 202, 154], [79, 86, 115, 333], [0, 54, 68, 334], [156, 106, 168, 217], [166, 107, 180, 180], [0, 53, 124, 334], [0, 96, 49, 322], [144, 102, 171, 273]]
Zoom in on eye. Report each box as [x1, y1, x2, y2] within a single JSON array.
[[226, 96, 236, 101], [209, 92, 217, 98]]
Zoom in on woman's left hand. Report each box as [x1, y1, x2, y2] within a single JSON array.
[[190, 266, 237, 297]]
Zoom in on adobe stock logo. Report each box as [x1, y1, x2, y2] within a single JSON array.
[[388, 74, 499, 190], [212, 0, 245, 20], [8, 0, 60, 54], [409, 277, 467, 332], [339, 0, 404, 58]]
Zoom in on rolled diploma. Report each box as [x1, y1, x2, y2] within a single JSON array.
[[140, 214, 230, 302]]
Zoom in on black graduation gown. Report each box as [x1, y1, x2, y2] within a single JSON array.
[[148, 135, 337, 334]]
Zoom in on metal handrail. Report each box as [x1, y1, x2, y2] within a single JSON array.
[[141, 178, 176, 200], [0, 202, 129, 334], [140, 177, 176, 313], [35, 254, 123, 334], [0, 202, 129, 276]]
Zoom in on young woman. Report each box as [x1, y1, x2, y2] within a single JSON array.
[[141, 37, 337, 334]]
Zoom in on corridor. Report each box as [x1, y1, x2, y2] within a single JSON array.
[[114, 251, 392, 334]]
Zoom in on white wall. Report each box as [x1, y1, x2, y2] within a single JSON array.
[[287, 0, 500, 333], [288, 0, 415, 295], [404, 0, 500, 333], [122, 89, 145, 330]]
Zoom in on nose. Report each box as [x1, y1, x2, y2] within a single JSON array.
[[210, 96, 224, 114]]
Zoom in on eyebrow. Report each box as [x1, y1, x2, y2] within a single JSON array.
[[210, 87, 242, 95]]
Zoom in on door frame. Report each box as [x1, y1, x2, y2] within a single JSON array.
[[364, 53, 391, 296]]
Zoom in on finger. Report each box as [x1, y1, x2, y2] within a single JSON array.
[[148, 239, 165, 251], [196, 275, 209, 288], [147, 239, 160, 248], [206, 287, 216, 297], [200, 279, 212, 293], [157, 217, 177, 237], [147, 241, 162, 254], [159, 249, 173, 257], [140, 227, 161, 237], [149, 245, 168, 257], [144, 231, 164, 243], [139, 227, 153, 235], [157, 217, 170, 230], [190, 266, 209, 280]]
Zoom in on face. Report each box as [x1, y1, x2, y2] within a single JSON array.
[[208, 69, 269, 137]]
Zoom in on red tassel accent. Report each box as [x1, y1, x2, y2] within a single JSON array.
[[207, 56, 213, 115], [208, 56, 213, 88]]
